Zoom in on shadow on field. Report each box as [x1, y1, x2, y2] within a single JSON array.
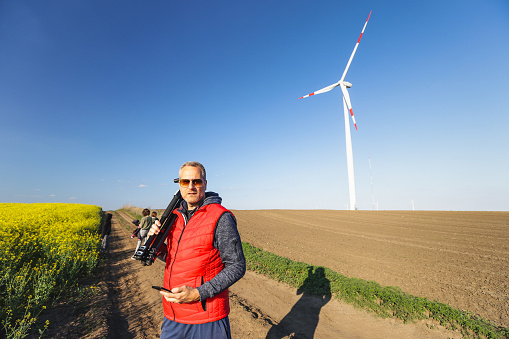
[[266, 267, 331, 339]]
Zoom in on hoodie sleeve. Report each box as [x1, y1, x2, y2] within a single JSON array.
[[196, 212, 246, 300]]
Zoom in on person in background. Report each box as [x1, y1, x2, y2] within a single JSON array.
[[148, 161, 246, 339], [151, 211, 159, 226], [100, 213, 112, 253], [131, 219, 141, 239], [132, 208, 151, 259]]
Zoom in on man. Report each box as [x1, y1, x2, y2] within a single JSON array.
[[148, 161, 246, 338], [132, 208, 151, 259], [100, 213, 112, 253]]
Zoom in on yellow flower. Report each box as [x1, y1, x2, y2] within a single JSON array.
[[0, 203, 102, 337]]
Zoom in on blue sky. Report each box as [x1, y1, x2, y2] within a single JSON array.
[[1, 1, 508, 211]]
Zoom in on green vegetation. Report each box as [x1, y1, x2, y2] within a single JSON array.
[[118, 205, 143, 221], [243, 242, 509, 339], [112, 211, 132, 231]]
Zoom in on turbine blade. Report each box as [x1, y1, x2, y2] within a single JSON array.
[[299, 82, 339, 99], [340, 84, 358, 131], [340, 11, 371, 81]]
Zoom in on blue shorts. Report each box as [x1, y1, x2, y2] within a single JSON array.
[[160, 316, 231, 339]]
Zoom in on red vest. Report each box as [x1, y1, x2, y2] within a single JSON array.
[[162, 203, 230, 324]]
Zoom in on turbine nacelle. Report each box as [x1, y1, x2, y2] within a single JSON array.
[[342, 81, 352, 88]]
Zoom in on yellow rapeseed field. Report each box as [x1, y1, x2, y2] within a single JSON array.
[[0, 203, 102, 339]]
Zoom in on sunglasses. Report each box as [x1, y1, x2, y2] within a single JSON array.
[[178, 179, 204, 187]]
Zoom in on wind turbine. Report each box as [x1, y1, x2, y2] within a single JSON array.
[[299, 11, 371, 211]]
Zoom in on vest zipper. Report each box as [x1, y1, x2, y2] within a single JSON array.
[[167, 210, 188, 320]]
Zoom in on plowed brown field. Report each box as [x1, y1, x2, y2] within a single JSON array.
[[232, 210, 509, 328]]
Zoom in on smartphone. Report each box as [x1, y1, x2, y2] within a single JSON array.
[[152, 285, 173, 293]]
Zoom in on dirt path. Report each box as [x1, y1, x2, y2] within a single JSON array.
[[63, 211, 460, 339]]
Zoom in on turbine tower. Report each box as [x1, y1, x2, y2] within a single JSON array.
[[299, 11, 371, 210]]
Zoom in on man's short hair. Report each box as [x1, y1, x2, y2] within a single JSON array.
[[142, 208, 150, 216], [180, 161, 206, 180]]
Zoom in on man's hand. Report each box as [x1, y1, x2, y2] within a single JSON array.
[[147, 219, 162, 237], [160, 285, 201, 304]]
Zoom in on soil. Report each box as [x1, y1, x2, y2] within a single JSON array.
[[32, 210, 508, 338]]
